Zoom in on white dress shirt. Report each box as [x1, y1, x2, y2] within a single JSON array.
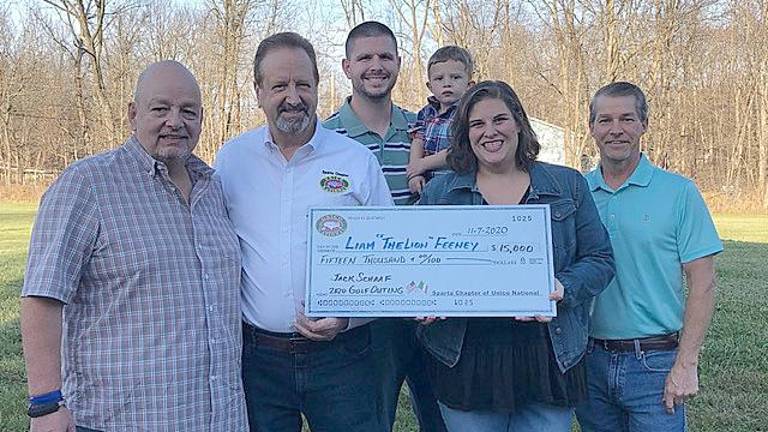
[[215, 119, 394, 332]]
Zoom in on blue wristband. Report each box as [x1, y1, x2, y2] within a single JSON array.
[[29, 389, 63, 406]]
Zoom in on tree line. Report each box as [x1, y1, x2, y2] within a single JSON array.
[[1, 0, 767, 209]]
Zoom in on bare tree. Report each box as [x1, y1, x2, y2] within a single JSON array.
[[340, 0, 369, 27], [2, 0, 767, 212], [41, 0, 124, 145], [389, 0, 431, 103]]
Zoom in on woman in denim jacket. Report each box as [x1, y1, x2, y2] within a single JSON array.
[[416, 81, 614, 431]]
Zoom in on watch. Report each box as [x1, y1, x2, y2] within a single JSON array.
[[28, 400, 64, 418]]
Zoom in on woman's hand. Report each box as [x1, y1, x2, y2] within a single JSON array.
[[550, 278, 565, 301], [414, 316, 445, 326], [515, 279, 564, 323]]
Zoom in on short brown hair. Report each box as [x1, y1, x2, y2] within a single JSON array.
[[447, 80, 539, 174], [345, 21, 398, 58], [253, 32, 319, 86]]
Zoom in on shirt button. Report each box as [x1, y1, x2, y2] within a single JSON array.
[[204, 273, 210, 280], [554, 327, 562, 335], [210, 375, 217, 381], [208, 305, 215, 312]]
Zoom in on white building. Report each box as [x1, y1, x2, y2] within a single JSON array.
[[530, 117, 565, 166]]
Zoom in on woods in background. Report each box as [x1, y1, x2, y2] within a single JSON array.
[[1, 0, 767, 209]]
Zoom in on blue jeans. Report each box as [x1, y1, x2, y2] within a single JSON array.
[[576, 339, 686, 431], [373, 319, 447, 432], [438, 401, 573, 432], [242, 324, 385, 432]]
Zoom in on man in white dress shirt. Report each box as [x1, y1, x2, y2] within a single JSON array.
[[215, 32, 392, 432]]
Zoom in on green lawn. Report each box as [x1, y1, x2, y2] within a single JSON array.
[[0, 203, 36, 431], [1, 203, 766, 431]]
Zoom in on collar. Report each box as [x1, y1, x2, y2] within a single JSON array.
[[426, 96, 441, 111], [586, 153, 654, 192], [264, 117, 323, 153], [446, 162, 563, 198], [125, 135, 159, 175], [337, 96, 410, 139], [528, 162, 564, 198], [426, 96, 458, 117], [125, 135, 212, 179], [446, 170, 480, 192]]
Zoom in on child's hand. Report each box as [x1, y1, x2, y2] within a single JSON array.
[[408, 175, 425, 194], [406, 159, 428, 178]]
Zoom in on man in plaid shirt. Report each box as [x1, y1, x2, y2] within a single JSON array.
[[20, 61, 247, 432]]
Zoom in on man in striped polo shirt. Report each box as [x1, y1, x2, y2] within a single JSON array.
[[323, 22, 415, 206], [323, 20, 447, 432]]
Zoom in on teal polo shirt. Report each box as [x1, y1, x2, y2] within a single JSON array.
[[585, 154, 723, 339], [323, 98, 417, 205]]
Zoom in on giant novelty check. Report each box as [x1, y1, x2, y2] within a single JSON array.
[[305, 206, 556, 317]]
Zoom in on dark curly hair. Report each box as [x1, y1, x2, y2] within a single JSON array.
[[447, 80, 540, 174]]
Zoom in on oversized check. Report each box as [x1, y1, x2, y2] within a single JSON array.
[[305, 206, 556, 317]]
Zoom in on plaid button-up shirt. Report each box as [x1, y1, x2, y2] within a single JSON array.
[[22, 137, 247, 431], [412, 96, 457, 155]]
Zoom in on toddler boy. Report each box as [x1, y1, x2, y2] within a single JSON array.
[[407, 46, 474, 193]]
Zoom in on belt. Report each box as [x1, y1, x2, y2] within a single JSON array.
[[242, 321, 367, 354], [593, 333, 679, 352]]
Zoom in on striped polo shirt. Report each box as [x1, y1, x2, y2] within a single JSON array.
[[323, 97, 417, 205]]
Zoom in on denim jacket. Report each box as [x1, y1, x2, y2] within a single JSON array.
[[416, 162, 615, 373]]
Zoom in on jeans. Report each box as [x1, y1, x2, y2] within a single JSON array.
[[374, 319, 447, 432], [438, 401, 573, 432], [241, 324, 385, 432], [575, 339, 686, 432]]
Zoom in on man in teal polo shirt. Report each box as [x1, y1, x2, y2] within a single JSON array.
[[323, 21, 446, 432], [576, 81, 723, 432]]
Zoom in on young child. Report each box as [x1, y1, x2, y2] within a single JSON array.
[[407, 46, 474, 193]]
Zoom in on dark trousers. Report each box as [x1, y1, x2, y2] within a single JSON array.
[[373, 319, 447, 432], [242, 323, 385, 432]]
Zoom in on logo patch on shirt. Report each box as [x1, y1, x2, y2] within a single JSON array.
[[316, 214, 348, 237], [320, 171, 350, 193]]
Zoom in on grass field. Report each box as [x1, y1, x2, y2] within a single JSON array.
[[1, 203, 766, 431]]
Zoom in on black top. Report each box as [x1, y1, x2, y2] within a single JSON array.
[[426, 188, 587, 412], [426, 318, 587, 411]]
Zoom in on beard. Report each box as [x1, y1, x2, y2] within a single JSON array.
[[152, 135, 194, 165], [275, 101, 312, 135], [352, 73, 396, 100], [156, 146, 192, 162]]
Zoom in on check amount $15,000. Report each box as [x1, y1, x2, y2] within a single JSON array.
[[306, 205, 556, 318]]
